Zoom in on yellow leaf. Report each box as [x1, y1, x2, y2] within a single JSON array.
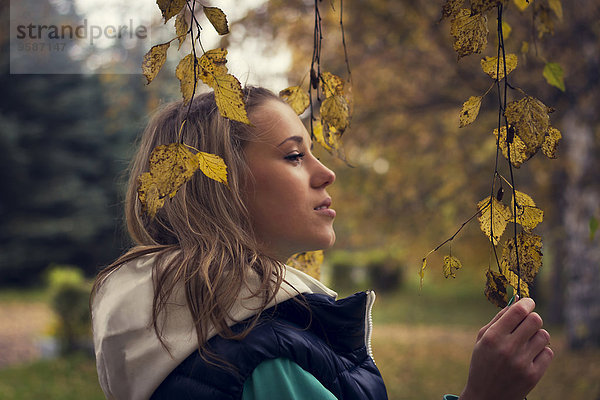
[[320, 95, 349, 132], [511, 190, 543, 231], [312, 120, 332, 152], [459, 96, 482, 128], [419, 257, 427, 288], [450, 9, 488, 59], [543, 62, 566, 92], [548, 0, 563, 21], [440, 0, 464, 21], [520, 41, 529, 55], [542, 126, 561, 159], [501, 232, 542, 285], [485, 269, 509, 308], [535, 7, 555, 39], [493, 126, 529, 168], [320, 71, 345, 98], [443, 255, 462, 278], [477, 196, 512, 245], [504, 96, 552, 155], [499, 256, 530, 297], [502, 21, 512, 40], [470, 0, 503, 14], [197, 151, 228, 185], [142, 42, 170, 85], [212, 73, 251, 124], [286, 250, 324, 280], [513, 0, 530, 12], [175, 53, 200, 103], [156, 0, 186, 23], [203, 6, 229, 35], [137, 143, 200, 217], [279, 86, 310, 115], [197, 49, 229, 87], [481, 54, 518, 80], [175, 12, 188, 50]]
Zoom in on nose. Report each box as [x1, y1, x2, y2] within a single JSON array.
[[311, 157, 336, 188]]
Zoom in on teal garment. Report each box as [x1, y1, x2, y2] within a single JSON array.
[[242, 358, 338, 400], [443, 395, 459, 400]]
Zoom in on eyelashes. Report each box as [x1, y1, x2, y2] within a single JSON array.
[[284, 152, 306, 163]]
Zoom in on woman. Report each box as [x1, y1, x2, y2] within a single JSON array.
[[91, 87, 553, 400]]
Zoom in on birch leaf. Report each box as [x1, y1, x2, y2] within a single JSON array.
[[481, 54, 518, 80], [459, 96, 482, 128], [197, 49, 229, 87], [502, 21, 512, 40], [478, 196, 511, 245], [142, 42, 170, 85], [321, 95, 349, 132], [156, 0, 186, 23], [137, 143, 200, 217], [493, 126, 529, 168], [511, 190, 544, 231], [440, 0, 463, 20], [313, 120, 332, 152], [443, 255, 462, 278], [543, 62, 566, 92], [542, 126, 561, 159], [279, 86, 310, 115], [499, 256, 530, 297], [513, 0, 530, 12], [286, 250, 324, 280], [212, 73, 251, 124], [504, 96, 552, 154], [485, 269, 509, 308], [450, 9, 488, 59], [203, 6, 229, 35], [175, 12, 188, 50], [419, 257, 427, 288], [175, 53, 200, 103], [320, 71, 344, 98], [197, 151, 228, 185], [501, 232, 542, 285]]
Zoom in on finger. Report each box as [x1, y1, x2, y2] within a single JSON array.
[[532, 346, 554, 379], [525, 329, 551, 361], [493, 297, 536, 335], [477, 302, 512, 341], [512, 311, 544, 346]]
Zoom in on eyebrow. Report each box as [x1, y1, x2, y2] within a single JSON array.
[[277, 136, 304, 147]]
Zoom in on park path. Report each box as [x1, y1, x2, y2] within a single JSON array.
[[0, 302, 54, 368]]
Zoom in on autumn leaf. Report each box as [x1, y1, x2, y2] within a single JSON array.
[[459, 96, 482, 128], [279, 86, 310, 115], [542, 126, 561, 159], [419, 257, 428, 288], [485, 269, 509, 308], [156, 0, 186, 23], [440, 0, 464, 21], [513, 0, 530, 12], [548, 0, 563, 21], [312, 120, 332, 152], [197, 49, 229, 87], [543, 62, 566, 92], [212, 73, 251, 124], [499, 256, 530, 297], [493, 126, 529, 168], [450, 9, 488, 59], [197, 151, 228, 185], [520, 41, 529, 55], [286, 250, 324, 280], [321, 95, 349, 132], [478, 196, 511, 245], [203, 6, 229, 35], [502, 21, 512, 40], [501, 232, 542, 285], [504, 96, 552, 155], [175, 53, 200, 103], [320, 71, 345, 98], [511, 190, 544, 231], [443, 255, 462, 278], [137, 143, 200, 218], [470, 0, 503, 15], [175, 12, 188, 50], [480, 54, 518, 80], [142, 42, 170, 85]]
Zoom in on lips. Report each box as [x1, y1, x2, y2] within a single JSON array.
[[314, 198, 336, 218]]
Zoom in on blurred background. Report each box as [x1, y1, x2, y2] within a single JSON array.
[[1, 0, 599, 399]]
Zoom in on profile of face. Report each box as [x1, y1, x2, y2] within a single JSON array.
[[242, 99, 337, 262]]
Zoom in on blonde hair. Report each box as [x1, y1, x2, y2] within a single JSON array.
[[92, 87, 287, 362]]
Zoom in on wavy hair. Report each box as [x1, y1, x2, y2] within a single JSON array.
[[91, 87, 287, 363]]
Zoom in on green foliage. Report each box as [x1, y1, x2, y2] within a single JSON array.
[[47, 265, 92, 354]]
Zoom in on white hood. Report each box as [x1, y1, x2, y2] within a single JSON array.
[[91, 254, 337, 400]]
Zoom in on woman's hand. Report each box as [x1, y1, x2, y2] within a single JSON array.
[[460, 297, 554, 400]]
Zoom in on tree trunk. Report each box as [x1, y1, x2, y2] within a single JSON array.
[[561, 111, 600, 349]]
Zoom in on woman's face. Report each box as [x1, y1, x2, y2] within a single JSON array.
[[243, 99, 337, 262]]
